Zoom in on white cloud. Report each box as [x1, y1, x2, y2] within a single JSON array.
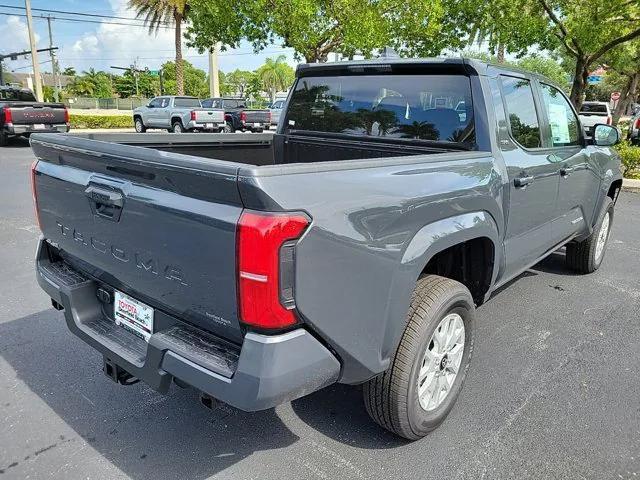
[[0, 16, 41, 55]]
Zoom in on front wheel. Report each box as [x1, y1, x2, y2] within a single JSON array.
[[134, 117, 146, 133], [566, 198, 614, 274], [364, 275, 475, 440]]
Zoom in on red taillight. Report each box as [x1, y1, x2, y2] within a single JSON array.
[[30, 161, 41, 231], [240, 111, 247, 123], [64, 106, 70, 123], [267, 111, 272, 123], [190, 110, 196, 121], [3, 106, 13, 124], [237, 211, 310, 329], [635, 117, 640, 129], [607, 115, 612, 125]]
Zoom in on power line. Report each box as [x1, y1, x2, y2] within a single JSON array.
[[0, 3, 171, 24], [0, 11, 173, 29]]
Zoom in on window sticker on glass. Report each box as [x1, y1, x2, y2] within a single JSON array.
[[548, 103, 571, 144]]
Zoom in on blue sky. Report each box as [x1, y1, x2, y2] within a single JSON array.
[[0, 0, 298, 75]]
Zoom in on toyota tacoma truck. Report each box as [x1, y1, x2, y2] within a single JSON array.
[[1, 86, 69, 146], [31, 58, 622, 440], [200, 97, 271, 133], [133, 96, 226, 133]]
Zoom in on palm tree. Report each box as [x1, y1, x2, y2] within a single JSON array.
[[129, 0, 190, 95], [256, 55, 295, 102]]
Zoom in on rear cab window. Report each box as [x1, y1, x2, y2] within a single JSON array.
[[580, 103, 609, 115], [174, 97, 201, 108], [283, 74, 475, 146], [0, 89, 37, 101]]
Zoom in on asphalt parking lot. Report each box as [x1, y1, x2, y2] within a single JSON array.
[[1, 137, 639, 480]]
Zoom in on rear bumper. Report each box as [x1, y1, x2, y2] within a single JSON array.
[[188, 120, 225, 131], [35, 239, 340, 411], [5, 123, 69, 135]]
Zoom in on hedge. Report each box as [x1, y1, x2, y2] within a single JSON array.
[[615, 141, 640, 179], [69, 114, 133, 129]]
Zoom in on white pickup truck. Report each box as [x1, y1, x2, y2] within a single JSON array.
[[133, 96, 226, 133], [578, 101, 612, 135]]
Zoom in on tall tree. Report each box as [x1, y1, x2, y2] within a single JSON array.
[[464, 0, 640, 109], [255, 55, 294, 101], [605, 41, 640, 124], [186, 0, 448, 63], [130, 0, 191, 95]]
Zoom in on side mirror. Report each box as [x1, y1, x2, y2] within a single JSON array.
[[593, 124, 620, 146]]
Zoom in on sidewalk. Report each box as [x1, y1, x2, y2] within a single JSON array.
[[623, 178, 640, 192]]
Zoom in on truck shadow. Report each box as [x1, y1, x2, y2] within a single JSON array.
[[0, 309, 299, 480], [1, 136, 31, 148]]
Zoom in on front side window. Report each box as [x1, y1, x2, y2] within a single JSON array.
[[541, 83, 580, 147], [501, 76, 541, 149], [149, 98, 162, 108], [284, 74, 475, 145]]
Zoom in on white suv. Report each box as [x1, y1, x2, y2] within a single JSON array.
[[579, 101, 612, 135]]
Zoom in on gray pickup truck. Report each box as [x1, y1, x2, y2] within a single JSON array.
[[133, 95, 226, 133], [1, 86, 69, 146], [31, 58, 622, 440]]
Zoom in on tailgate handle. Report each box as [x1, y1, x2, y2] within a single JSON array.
[[85, 185, 124, 221]]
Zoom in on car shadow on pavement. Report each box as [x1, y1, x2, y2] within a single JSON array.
[[0, 309, 299, 480], [1, 136, 31, 148]]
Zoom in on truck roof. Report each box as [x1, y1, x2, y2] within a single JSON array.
[[296, 57, 560, 89]]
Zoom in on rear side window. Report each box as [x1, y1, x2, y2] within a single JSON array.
[[284, 74, 475, 145], [580, 103, 608, 115], [501, 76, 541, 149], [540, 83, 580, 147], [174, 97, 201, 108]]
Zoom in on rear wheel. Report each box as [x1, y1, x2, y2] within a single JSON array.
[[566, 198, 614, 274], [0, 131, 7, 146], [134, 117, 146, 133], [223, 122, 234, 133], [363, 275, 475, 440], [172, 120, 184, 133]]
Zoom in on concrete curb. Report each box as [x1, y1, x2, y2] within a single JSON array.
[[622, 178, 640, 193]]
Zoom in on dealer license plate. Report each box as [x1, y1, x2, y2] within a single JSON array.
[[114, 291, 154, 341], [205, 123, 213, 128], [33, 124, 45, 130]]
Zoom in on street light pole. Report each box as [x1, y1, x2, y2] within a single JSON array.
[[208, 43, 220, 97], [25, 0, 44, 101]]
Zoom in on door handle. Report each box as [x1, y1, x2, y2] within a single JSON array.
[[514, 176, 534, 188], [560, 167, 573, 177]]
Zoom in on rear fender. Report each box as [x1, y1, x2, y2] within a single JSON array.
[[380, 211, 500, 367]]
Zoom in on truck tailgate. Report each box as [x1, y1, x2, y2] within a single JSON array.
[[194, 109, 225, 124], [8, 102, 66, 125], [31, 134, 245, 344], [243, 110, 270, 124]]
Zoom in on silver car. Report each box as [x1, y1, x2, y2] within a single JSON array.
[[133, 96, 226, 133], [269, 99, 285, 127]]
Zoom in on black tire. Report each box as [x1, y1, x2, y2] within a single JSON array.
[[134, 117, 146, 133], [364, 275, 475, 440], [566, 197, 614, 274], [171, 120, 184, 133], [223, 122, 234, 133], [0, 131, 7, 147]]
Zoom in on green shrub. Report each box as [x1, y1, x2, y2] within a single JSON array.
[[614, 141, 640, 179], [69, 114, 133, 129]]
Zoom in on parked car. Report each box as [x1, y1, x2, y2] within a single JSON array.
[[31, 58, 622, 441], [0, 86, 69, 146], [132, 96, 225, 133], [200, 97, 271, 133], [578, 101, 612, 135], [269, 99, 285, 127], [628, 108, 640, 146]]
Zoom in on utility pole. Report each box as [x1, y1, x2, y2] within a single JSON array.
[[46, 16, 59, 102], [208, 43, 220, 97], [25, 0, 43, 101]]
